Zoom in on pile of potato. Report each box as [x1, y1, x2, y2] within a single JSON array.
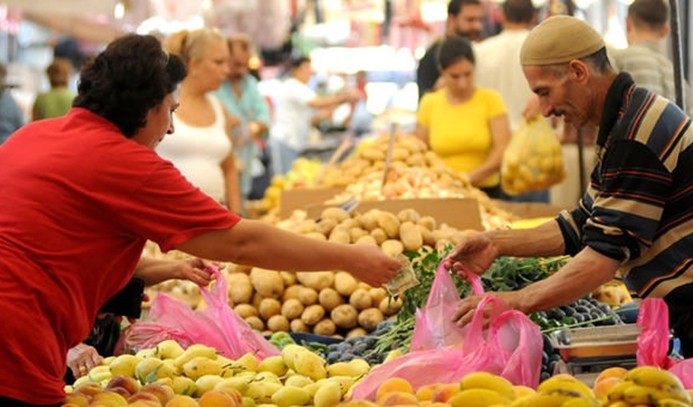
[[227, 205, 482, 337]]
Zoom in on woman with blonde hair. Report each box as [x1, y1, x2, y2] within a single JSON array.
[[158, 28, 243, 213]]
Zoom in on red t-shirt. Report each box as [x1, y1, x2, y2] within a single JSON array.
[[0, 108, 239, 404]]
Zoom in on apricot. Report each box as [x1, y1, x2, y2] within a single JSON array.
[[595, 366, 628, 384], [378, 391, 420, 406], [375, 377, 414, 403], [198, 390, 240, 407], [63, 393, 90, 407], [416, 383, 446, 401], [164, 394, 198, 407], [593, 376, 622, 401], [140, 383, 175, 405], [128, 391, 162, 406], [430, 383, 461, 403]]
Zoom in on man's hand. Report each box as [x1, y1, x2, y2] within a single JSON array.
[[444, 232, 499, 279], [451, 291, 520, 327], [345, 244, 401, 287], [67, 343, 102, 378]]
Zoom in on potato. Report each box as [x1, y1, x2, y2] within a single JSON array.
[[358, 210, 380, 231], [301, 304, 325, 326], [290, 318, 310, 333], [329, 227, 351, 244], [358, 308, 385, 332], [250, 268, 284, 298], [281, 298, 304, 320], [349, 288, 372, 311], [340, 218, 359, 229], [313, 319, 337, 336], [370, 228, 388, 245], [418, 224, 436, 247], [349, 227, 369, 242], [399, 221, 423, 252], [391, 147, 409, 161], [267, 314, 290, 333], [379, 297, 403, 316], [251, 292, 265, 309], [361, 148, 385, 161], [234, 304, 258, 319], [280, 271, 297, 286], [369, 287, 388, 305], [227, 272, 253, 305], [258, 298, 282, 320], [315, 219, 338, 237], [297, 272, 334, 291], [357, 282, 372, 291], [377, 212, 400, 239], [417, 216, 437, 231], [245, 316, 264, 331], [334, 272, 358, 296], [227, 263, 252, 274], [321, 207, 350, 223], [295, 219, 317, 234], [298, 287, 319, 306], [318, 287, 344, 311], [355, 235, 378, 246], [397, 208, 421, 224], [381, 239, 404, 258], [404, 152, 426, 167], [282, 284, 303, 302], [346, 327, 368, 338], [330, 304, 358, 329]]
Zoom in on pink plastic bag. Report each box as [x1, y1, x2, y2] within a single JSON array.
[[349, 261, 542, 401], [117, 266, 279, 360], [409, 261, 484, 351], [637, 298, 693, 387]]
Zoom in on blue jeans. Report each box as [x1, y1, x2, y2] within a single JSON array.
[[268, 139, 300, 177]]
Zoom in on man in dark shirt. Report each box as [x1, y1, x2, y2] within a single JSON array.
[[416, 0, 484, 100]]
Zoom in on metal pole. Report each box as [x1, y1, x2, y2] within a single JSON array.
[[670, 0, 686, 112]]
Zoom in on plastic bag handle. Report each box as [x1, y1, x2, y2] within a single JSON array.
[[439, 259, 484, 295]]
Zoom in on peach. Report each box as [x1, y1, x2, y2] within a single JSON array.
[[106, 375, 141, 396], [595, 367, 628, 384], [128, 391, 162, 406], [215, 387, 243, 406], [63, 393, 90, 407], [430, 383, 461, 403], [72, 382, 103, 398], [92, 391, 128, 406], [378, 391, 420, 406], [375, 377, 414, 403], [593, 376, 622, 401], [140, 383, 175, 405], [416, 383, 446, 401], [198, 390, 240, 407], [164, 394, 199, 407]]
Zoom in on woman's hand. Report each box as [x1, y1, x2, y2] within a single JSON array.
[[67, 343, 102, 378], [174, 258, 215, 286], [344, 244, 401, 287]]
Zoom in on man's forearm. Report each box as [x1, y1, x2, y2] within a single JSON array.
[[514, 246, 620, 314], [487, 219, 565, 258]]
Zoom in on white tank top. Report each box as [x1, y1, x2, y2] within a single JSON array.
[[157, 95, 232, 203]]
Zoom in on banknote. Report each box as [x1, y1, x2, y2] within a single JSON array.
[[386, 254, 420, 296]]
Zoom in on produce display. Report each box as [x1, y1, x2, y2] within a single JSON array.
[[259, 133, 517, 230], [66, 336, 693, 407]]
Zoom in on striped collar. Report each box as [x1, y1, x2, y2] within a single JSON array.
[[597, 72, 635, 147]]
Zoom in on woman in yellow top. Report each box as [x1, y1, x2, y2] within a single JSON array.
[[416, 35, 511, 198]]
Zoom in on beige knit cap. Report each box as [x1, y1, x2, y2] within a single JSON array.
[[520, 15, 605, 65]]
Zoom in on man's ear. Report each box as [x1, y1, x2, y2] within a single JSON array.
[[568, 59, 589, 83]]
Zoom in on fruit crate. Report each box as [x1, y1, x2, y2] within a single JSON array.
[[550, 324, 641, 361]]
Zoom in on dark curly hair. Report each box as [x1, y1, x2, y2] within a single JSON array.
[[437, 35, 475, 71], [73, 34, 187, 138]]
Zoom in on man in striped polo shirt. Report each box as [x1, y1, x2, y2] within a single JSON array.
[[448, 15, 693, 356]]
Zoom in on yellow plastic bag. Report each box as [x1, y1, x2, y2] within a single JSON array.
[[501, 118, 566, 195]]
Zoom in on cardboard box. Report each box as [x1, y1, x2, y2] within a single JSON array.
[[493, 200, 568, 219], [305, 198, 483, 231], [280, 188, 345, 218]]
